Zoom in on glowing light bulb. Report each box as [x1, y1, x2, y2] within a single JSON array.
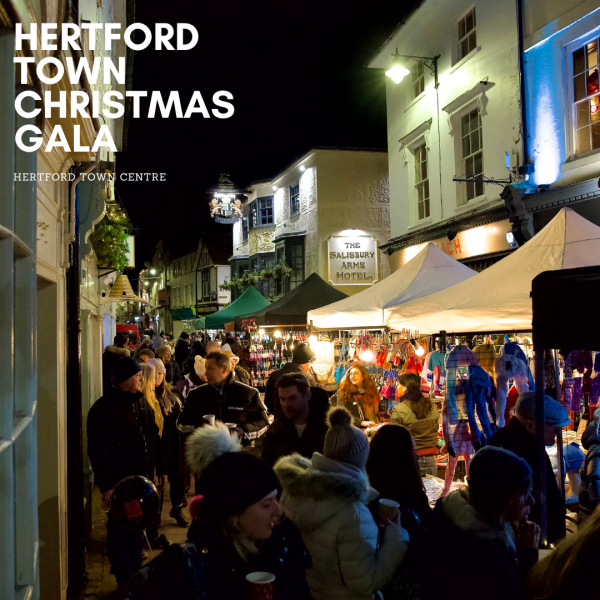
[[309, 335, 317, 346], [385, 64, 410, 84], [274, 330, 282, 338], [299, 165, 306, 172], [259, 329, 265, 335]]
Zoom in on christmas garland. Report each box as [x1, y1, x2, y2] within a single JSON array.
[[89, 199, 132, 270]]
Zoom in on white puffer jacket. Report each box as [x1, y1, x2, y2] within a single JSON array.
[[274, 453, 408, 600]]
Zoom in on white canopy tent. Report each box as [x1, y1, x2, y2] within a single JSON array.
[[384, 208, 600, 334], [307, 242, 477, 329]]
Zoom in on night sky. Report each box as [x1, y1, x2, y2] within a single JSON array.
[[115, 0, 416, 268]]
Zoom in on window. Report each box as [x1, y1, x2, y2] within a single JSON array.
[[414, 143, 430, 220], [249, 203, 257, 231], [258, 196, 273, 225], [288, 243, 304, 290], [411, 61, 424, 99], [290, 182, 300, 215], [460, 108, 484, 204], [202, 270, 210, 298], [458, 8, 476, 61], [573, 38, 600, 154], [242, 216, 248, 241]]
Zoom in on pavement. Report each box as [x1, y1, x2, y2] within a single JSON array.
[[84, 484, 191, 600]]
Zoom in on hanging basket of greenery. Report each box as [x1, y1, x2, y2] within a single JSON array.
[[219, 279, 242, 291], [89, 200, 132, 271], [259, 267, 274, 280], [273, 259, 293, 278]]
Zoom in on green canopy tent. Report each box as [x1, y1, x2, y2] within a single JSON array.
[[170, 307, 196, 321], [204, 286, 271, 329], [192, 317, 206, 329]]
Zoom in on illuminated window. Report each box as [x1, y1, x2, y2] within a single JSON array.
[[202, 270, 210, 298], [460, 109, 484, 204], [411, 61, 424, 99], [458, 8, 476, 61], [290, 182, 300, 216], [573, 39, 600, 154], [414, 143, 430, 220], [242, 216, 248, 241]]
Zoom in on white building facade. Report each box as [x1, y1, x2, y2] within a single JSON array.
[[369, 0, 526, 271], [230, 148, 391, 300]]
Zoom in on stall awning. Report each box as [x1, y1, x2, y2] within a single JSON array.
[[384, 208, 600, 334], [307, 243, 476, 329], [170, 307, 196, 321], [192, 317, 206, 329], [238, 273, 348, 327], [204, 286, 270, 329]]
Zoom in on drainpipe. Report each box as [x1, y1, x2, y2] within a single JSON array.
[[516, 0, 531, 173]]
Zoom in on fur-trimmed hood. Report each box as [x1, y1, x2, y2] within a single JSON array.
[[442, 487, 516, 551], [104, 344, 130, 357], [274, 453, 377, 531]]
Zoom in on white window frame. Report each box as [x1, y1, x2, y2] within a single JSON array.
[[413, 142, 430, 221], [455, 104, 484, 206], [566, 31, 600, 160], [411, 61, 425, 100], [457, 7, 477, 63]]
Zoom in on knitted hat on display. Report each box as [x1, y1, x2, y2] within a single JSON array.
[[112, 357, 142, 384], [293, 342, 316, 365], [324, 406, 370, 470], [194, 355, 206, 377], [148, 358, 166, 374], [186, 423, 279, 520]]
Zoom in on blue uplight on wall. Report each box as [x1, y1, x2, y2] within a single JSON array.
[[532, 81, 562, 185]]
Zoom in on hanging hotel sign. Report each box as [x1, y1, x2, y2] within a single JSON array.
[[327, 234, 379, 286], [208, 173, 247, 224]]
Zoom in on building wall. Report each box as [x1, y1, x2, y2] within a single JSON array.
[[369, 0, 522, 244], [232, 149, 390, 296], [524, 3, 600, 188]]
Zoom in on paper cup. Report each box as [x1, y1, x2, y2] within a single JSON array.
[[225, 422, 237, 429], [203, 414, 215, 426], [246, 572, 275, 600], [379, 498, 400, 520]]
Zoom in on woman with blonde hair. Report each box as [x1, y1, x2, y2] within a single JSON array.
[[332, 363, 380, 426], [527, 508, 600, 600], [156, 344, 181, 385], [140, 363, 163, 437]]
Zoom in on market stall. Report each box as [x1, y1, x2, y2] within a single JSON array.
[[384, 208, 600, 334], [307, 242, 477, 329], [235, 273, 347, 327], [204, 286, 270, 330]]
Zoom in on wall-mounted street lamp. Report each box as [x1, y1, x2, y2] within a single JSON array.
[[385, 48, 440, 89]]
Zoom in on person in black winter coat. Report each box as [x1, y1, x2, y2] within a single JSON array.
[[177, 351, 269, 443], [126, 424, 312, 600], [423, 447, 540, 600], [87, 358, 167, 588], [578, 409, 600, 525], [261, 372, 329, 466], [264, 343, 317, 419], [174, 331, 190, 369], [149, 359, 188, 528], [102, 334, 131, 391]]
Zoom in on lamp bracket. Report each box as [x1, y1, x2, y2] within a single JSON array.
[[391, 48, 441, 88], [452, 174, 513, 187]]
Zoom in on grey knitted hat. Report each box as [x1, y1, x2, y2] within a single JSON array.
[[324, 406, 370, 470]]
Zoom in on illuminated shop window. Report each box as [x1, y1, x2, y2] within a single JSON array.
[[573, 39, 600, 154], [414, 142, 430, 220], [458, 8, 476, 61]]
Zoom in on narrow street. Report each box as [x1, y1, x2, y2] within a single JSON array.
[[84, 485, 191, 600]]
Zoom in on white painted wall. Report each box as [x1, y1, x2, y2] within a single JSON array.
[[369, 0, 522, 241], [523, 1, 600, 187]]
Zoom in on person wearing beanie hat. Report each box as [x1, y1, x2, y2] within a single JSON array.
[[87, 357, 166, 588], [265, 342, 324, 420], [128, 423, 312, 600], [274, 406, 409, 600], [489, 391, 570, 544], [102, 334, 131, 391], [423, 446, 540, 600]]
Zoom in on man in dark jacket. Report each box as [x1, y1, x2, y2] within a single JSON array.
[[87, 357, 167, 590], [102, 334, 130, 391], [178, 351, 269, 443], [174, 331, 190, 369], [261, 373, 329, 466], [578, 411, 600, 524], [488, 391, 570, 545], [265, 342, 317, 419]]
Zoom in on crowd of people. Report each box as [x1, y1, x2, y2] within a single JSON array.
[[90, 332, 593, 600]]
